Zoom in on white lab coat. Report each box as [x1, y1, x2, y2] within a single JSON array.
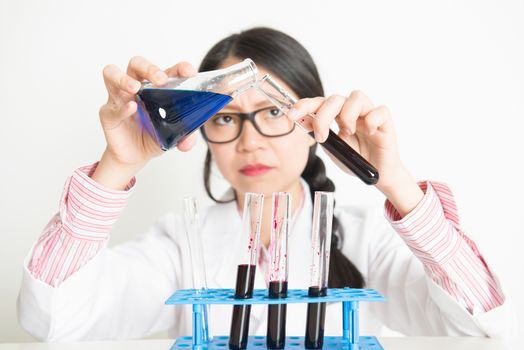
[[17, 181, 513, 342]]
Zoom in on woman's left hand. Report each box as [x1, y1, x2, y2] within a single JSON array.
[[289, 90, 404, 189]]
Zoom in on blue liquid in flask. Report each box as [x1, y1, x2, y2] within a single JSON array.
[[137, 89, 233, 150]]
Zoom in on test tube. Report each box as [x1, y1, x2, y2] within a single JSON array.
[[267, 192, 291, 349], [305, 192, 334, 349], [256, 75, 379, 186], [183, 197, 211, 343], [229, 192, 264, 350]]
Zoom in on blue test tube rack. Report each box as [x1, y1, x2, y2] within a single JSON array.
[[165, 287, 385, 350]]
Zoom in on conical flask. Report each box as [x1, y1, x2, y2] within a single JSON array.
[[136, 59, 258, 150]]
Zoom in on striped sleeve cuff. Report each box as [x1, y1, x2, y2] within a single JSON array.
[[28, 162, 135, 286], [384, 181, 463, 266], [61, 162, 135, 240], [384, 181, 505, 314]]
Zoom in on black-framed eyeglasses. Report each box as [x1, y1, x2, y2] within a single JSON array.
[[200, 106, 296, 144]]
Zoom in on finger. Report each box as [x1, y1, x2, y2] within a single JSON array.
[[164, 61, 198, 78], [338, 90, 374, 135], [103, 64, 141, 97], [176, 133, 197, 152], [337, 126, 361, 151], [360, 105, 392, 136], [127, 56, 168, 86], [287, 97, 325, 120], [312, 94, 346, 142], [281, 97, 324, 135], [99, 100, 137, 130]]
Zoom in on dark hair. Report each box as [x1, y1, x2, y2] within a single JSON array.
[[200, 27, 364, 289]]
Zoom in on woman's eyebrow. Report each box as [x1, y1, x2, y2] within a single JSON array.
[[222, 101, 274, 112]]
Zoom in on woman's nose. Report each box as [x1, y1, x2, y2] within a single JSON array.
[[236, 119, 265, 152]]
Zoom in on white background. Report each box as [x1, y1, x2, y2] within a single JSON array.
[[1, 0, 523, 343]]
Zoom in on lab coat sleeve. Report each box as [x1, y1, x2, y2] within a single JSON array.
[[18, 162, 190, 341], [363, 181, 515, 340], [18, 212, 185, 341]]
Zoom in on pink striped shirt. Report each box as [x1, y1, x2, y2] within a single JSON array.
[[28, 164, 504, 315], [384, 181, 504, 315], [28, 163, 135, 286]]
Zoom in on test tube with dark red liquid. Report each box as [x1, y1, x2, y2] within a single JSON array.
[[256, 75, 379, 186], [229, 192, 264, 350], [267, 192, 291, 349], [305, 191, 334, 349]]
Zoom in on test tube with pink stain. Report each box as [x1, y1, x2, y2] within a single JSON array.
[[267, 192, 291, 349], [305, 191, 334, 349], [229, 192, 264, 350]]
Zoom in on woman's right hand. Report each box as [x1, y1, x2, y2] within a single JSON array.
[[92, 57, 198, 190]]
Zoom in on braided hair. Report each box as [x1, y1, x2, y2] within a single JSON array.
[[200, 27, 364, 288]]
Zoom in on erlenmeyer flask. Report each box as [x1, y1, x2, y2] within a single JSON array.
[[136, 59, 258, 150]]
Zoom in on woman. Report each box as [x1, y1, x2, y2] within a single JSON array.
[[18, 27, 510, 341]]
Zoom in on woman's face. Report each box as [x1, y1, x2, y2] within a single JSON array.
[[206, 57, 315, 197]]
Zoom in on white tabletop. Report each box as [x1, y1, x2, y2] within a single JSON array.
[[0, 337, 509, 350]]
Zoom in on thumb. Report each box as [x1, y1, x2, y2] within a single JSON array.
[[176, 133, 198, 152]]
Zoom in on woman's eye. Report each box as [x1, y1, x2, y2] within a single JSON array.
[[267, 108, 284, 118], [214, 115, 235, 125]]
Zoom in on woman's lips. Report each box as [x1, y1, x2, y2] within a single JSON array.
[[239, 163, 274, 176]]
